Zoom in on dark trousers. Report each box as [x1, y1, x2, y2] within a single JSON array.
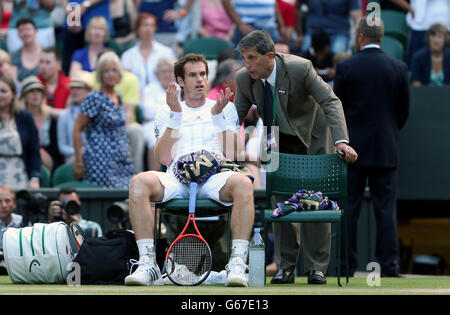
[[342, 165, 400, 276]]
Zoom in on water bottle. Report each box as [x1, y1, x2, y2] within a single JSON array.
[[249, 227, 265, 287]]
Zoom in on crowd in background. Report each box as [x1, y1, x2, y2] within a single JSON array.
[[0, 0, 449, 278], [0, 0, 448, 191]]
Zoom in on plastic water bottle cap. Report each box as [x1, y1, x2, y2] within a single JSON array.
[[254, 227, 260, 233]]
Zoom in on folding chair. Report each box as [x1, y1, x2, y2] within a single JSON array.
[[263, 153, 349, 286]]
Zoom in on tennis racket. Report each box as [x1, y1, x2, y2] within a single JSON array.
[[164, 182, 212, 286]]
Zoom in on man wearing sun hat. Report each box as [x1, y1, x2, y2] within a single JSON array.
[[56, 71, 94, 163]]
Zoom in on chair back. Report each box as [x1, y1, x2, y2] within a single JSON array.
[[266, 153, 347, 209], [381, 36, 404, 60], [40, 165, 52, 187], [52, 163, 76, 187], [183, 37, 233, 60], [381, 10, 409, 47]]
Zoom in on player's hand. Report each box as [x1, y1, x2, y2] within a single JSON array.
[[211, 87, 233, 115], [336, 142, 358, 163], [166, 82, 182, 113]]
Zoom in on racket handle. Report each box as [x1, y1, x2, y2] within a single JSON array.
[[189, 182, 198, 214]]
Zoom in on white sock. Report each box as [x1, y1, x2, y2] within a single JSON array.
[[136, 239, 154, 257], [231, 239, 249, 262]]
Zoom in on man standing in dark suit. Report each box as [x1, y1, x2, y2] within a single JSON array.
[[334, 16, 409, 277]]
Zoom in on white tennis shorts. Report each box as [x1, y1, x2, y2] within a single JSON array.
[[150, 170, 240, 206]]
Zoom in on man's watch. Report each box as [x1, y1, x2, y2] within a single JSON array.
[[82, 1, 92, 9]]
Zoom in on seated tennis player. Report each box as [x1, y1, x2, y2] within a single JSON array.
[[125, 54, 255, 287]]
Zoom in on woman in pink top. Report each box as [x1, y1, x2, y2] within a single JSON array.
[[199, 0, 234, 41]]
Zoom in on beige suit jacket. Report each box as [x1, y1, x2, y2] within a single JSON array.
[[234, 53, 349, 154]]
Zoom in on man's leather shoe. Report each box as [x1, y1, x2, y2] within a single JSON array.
[[270, 269, 295, 284], [307, 270, 327, 284]]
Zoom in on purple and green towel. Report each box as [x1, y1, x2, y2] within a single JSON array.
[[271, 189, 339, 218]]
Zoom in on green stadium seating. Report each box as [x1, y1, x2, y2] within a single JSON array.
[[40, 165, 52, 188], [183, 37, 233, 60], [381, 10, 410, 47], [381, 35, 404, 60]]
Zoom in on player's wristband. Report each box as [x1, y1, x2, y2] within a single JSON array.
[[167, 111, 182, 129], [211, 112, 227, 133]]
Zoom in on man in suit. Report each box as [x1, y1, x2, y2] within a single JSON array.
[[333, 16, 409, 277], [234, 30, 358, 284]]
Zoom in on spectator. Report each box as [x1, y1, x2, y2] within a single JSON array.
[[20, 76, 62, 171], [61, 0, 114, 75], [0, 185, 25, 251], [6, 0, 55, 53], [221, 0, 281, 46], [406, 0, 450, 66], [121, 13, 176, 93], [93, 49, 145, 173], [73, 51, 134, 189], [411, 23, 450, 86], [38, 47, 71, 114], [57, 70, 93, 163], [69, 16, 109, 77], [47, 186, 103, 237], [334, 16, 409, 277], [198, 0, 235, 41], [0, 1, 12, 40], [301, 29, 336, 83], [217, 46, 239, 65], [234, 30, 357, 285], [0, 76, 41, 190], [208, 58, 241, 102], [0, 49, 21, 93], [110, 0, 137, 50], [377, 0, 415, 14], [276, 0, 298, 44], [329, 51, 352, 88], [136, 0, 196, 54], [298, 0, 362, 54], [10, 18, 42, 81], [124, 53, 254, 287], [141, 57, 176, 171], [274, 41, 290, 54]]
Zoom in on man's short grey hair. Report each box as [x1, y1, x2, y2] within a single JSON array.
[[237, 30, 275, 55], [211, 58, 242, 88], [357, 16, 384, 43]]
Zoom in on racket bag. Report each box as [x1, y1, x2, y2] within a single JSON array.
[[73, 229, 139, 285], [2, 222, 77, 284]]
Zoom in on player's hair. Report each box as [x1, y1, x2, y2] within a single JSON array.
[[237, 30, 275, 55], [357, 16, 384, 44], [174, 53, 209, 81]]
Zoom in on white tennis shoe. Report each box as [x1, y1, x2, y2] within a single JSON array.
[[225, 256, 248, 287], [125, 253, 164, 286]]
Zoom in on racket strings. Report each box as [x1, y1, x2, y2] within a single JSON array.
[[168, 236, 211, 285]]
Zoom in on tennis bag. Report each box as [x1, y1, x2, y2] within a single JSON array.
[[2, 222, 77, 284], [73, 229, 139, 285]]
